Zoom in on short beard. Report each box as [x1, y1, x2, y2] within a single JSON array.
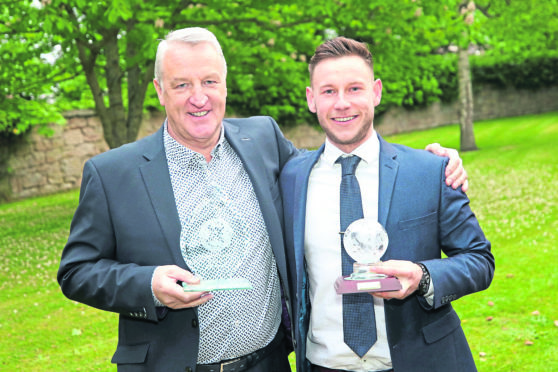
[[321, 117, 373, 150]]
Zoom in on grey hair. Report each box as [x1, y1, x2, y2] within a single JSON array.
[[154, 27, 227, 90]]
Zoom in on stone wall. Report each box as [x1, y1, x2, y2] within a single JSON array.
[[3, 84, 558, 201], [5, 111, 106, 199], [376, 84, 558, 135], [4, 110, 166, 200]]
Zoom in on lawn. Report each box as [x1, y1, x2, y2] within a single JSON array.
[[1, 112, 557, 371]]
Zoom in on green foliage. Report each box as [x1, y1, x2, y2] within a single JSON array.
[[472, 55, 558, 90], [1, 112, 557, 370], [0, 1, 66, 136], [1, 0, 557, 140]]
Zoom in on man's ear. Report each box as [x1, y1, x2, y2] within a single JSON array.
[[306, 86, 316, 113], [373, 79, 382, 107], [153, 79, 165, 106]]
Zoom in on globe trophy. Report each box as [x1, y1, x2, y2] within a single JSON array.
[[334, 218, 401, 294]]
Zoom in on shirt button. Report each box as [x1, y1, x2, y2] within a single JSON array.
[[234, 320, 241, 327], [191, 319, 199, 328]]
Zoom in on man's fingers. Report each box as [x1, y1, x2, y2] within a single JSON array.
[[425, 143, 446, 156], [426, 144, 469, 191], [167, 292, 213, 310], [451, 167, 465, 188], [444, 148, 461, 176], [162, 265, 201, 284], [462, 179, 469, 193], [153, 265, 210, 308]]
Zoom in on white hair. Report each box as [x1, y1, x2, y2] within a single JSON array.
[[154, 27, 227, 90]]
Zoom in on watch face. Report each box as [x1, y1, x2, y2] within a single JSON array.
[[343, 218, 389, 263]]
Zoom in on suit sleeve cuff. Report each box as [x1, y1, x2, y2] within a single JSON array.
[[151, 267, 165, 307]]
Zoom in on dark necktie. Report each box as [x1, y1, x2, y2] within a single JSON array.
[[337, 155, 377, 357]]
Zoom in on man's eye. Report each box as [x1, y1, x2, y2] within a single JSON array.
[[349, 87, 360, 92], [205, 80, 217, 85], [176, 83, 187, 88], [323, 89, 334, 95]]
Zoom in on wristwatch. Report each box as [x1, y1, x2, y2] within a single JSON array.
[[416, 263, 431, 296]]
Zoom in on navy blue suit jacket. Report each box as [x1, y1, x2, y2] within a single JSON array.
[[58, 116, 298, 371], [280, 134, 494, 372]]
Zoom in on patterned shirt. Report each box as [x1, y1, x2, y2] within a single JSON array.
[[163, 123, 281, 364]]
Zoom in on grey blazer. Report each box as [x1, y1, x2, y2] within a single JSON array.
[[58, 116, 298, 371]]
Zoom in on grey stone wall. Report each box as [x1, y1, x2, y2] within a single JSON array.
[[5, 110, 164, 200], [6, 111, 108, 199], [376, 84, 558, 135], [3, 84, 558, 201]]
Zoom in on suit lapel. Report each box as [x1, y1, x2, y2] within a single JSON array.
[[223, 121, 264, 193], [377, 134, 399, 260], [223, 121, 272, 229], [224, 121, 290, 281], [139, 128, 185, 268], [293, 146, 324, 280]]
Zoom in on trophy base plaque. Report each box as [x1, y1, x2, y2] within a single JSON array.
[[334, 275, 401, 294], [182, 278, 253, 292]]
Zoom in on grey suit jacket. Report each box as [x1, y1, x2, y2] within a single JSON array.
[[280, 134, 495, 372], [58, 116, 298, 371]]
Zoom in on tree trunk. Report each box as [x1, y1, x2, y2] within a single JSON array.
[[126, 20, 156, 144], [458, 47, 478, 151], [103, 30, 127, 149]]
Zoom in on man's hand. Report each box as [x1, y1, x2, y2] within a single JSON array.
[[152, 265, 213, 309], [425, 143, 469, 192], [368, 260, 423, 300]]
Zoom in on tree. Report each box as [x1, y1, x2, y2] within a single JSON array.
[[422, 0, 558, 151], [0, 1, 65, 137], [457, 1, 478, 151], [3, 0, 557, 150], [7, 0, 467, 148], [17, 0, 327, 148]]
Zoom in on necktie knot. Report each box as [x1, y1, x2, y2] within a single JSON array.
[[336, 155, 361, 177]]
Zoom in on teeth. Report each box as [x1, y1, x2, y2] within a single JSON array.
[[191, 111, 208, 117], [334, 116, 356, 122]]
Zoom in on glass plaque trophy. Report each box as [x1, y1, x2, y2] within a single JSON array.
[[334, 218, 401, 294], [182, 198, 253, 293]]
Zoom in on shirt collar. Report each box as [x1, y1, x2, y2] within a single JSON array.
[[322, 131, 380, 167], [163, 120, 226, 164]]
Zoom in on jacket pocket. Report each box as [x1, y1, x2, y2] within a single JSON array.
[[398, 211, 437, 231], [111, 343, 150, 364], [422, 310, 461, 344]]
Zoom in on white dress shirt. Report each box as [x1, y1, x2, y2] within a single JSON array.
[[305, 133, 393, 371]]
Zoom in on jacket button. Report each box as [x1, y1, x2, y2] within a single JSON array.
[[192, 319, 199, 328], [185, 367, 193, 372]]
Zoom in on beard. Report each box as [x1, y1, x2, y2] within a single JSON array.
[[320, 114, 374, 150]]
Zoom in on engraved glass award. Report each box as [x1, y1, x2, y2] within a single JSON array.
[[334, 218, 401, 294], [182, 186, 253, 292]]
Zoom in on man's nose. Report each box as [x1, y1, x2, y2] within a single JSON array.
[[334, 93, 350, 110], [189, 86, 208, 107]]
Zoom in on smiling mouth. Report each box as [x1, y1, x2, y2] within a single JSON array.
[[333, 115, 357, 122], [190, 111, 209, 117]]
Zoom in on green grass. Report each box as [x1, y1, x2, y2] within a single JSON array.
[[1, 112, 557, 371], [388, 112, 558, 371]]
